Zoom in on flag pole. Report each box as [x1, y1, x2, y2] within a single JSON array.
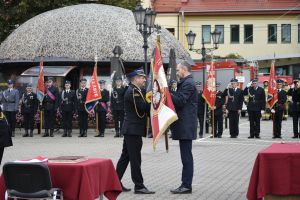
[[94, 54, 99, 133]]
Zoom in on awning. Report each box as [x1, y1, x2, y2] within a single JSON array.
[[21, 66, 77, 77]]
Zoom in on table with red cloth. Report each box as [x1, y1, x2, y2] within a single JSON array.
[[247, 143, 300, 200], [0, 158, 122, 200]]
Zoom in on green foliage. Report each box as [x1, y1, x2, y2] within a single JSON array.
[[0, 0, 136, 43]]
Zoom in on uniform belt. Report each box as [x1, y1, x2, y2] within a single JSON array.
[[8, 101, 15, 103]]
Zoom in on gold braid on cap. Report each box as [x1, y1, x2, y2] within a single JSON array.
[[133, 87, 146, 119]]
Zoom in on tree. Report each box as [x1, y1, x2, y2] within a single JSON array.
[[0, 0, 136, 43]]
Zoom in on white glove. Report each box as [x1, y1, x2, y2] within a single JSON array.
[[261, 110, 265, 114], [247, 81, 252, 88], [271, 109, 275, 113]]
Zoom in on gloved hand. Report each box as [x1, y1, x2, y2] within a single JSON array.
[[261, 110, 265, 114], [247, 81, 252, 88], [271, 109, 275, 113]]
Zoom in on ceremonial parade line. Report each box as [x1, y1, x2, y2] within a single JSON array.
[[195, 138, 286, 147]]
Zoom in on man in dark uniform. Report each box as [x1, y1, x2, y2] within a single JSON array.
[[95, 80, 109, 137], [0, 80, 19, 137], [42, 77, 59, 137], [272, 79, 287, 139], [224, 78, 244, 138], [287, 79, 300, 138], [116, 68, 154, 194], [196, 81, 205, 138], [76, 78, 88, 137], [111, 77, 126, 138], [243, 79, 266, 139], [211, 82, 225, 138], [60, 80, 75, 137], [21, 84, 38, 137]]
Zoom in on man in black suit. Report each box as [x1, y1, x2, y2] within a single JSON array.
[[196, 81, 205, 138], [60, 80, 75, 137], [170, 61, 198, 194], [224, 78, 244, 138], [211, 82, 225, 138], [76, 78, 88, 137], [95, 80, 109, 137], [116, 68, 154, 194], [287, 79, 300, 138], [272, 79, 287, 139], [243, 79, 266, 139]]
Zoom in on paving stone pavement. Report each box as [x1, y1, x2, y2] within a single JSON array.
[[2, 117, 300, 200]]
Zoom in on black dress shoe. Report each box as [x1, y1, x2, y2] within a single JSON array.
[[230, 136, 237, 138], [121, 185, 131, 192], [134, 188, 155, 194], [170, 186, 192, 194], [255, 136, 261, 139], [248, 136, 254, 139], [217, 135, 222, 138], [94, 134, 101, 137], [292, 136, 299, 139]]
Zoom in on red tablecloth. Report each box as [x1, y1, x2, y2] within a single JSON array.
[[247, 143, 300, 200], [0, 158, 122, 200]]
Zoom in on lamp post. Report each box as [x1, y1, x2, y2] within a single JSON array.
[[133, 2, 156, 75]]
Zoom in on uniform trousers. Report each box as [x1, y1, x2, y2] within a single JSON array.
[[23, 112, 35, 130], [112, 110, 124, 132], [116, 135, 144, 190], [213, 114, 223, 137], [44, 109, 55, 130], [179, 140, 193, 189], [292, 111, 300, 137], [197, 112, 204, 136], [228, 111, 239, 137], [97, 111, 106, 134], [248, 110, 261, 137], [274, 110, 284, 137], [0, 147, 4, 165], [4, 111, 16, 132], [62, 111, 73, 130], [78, 111, 88, 130]]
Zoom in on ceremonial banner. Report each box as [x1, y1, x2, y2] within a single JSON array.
[[85, 66, 102, 113], [202, 61, 216, 108], [151, 42, 178, 149], [36, 57, 45, 103], [267, 60, 278, 108]]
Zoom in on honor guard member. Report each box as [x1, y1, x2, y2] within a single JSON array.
[[196, 81, 205, 138], [21, 84, 38, 137], [42, 77, 59, 137], [288, 79, 300, 138], [243, 79, 266, 139], [116, 68, 155, 194], [271, 79, 287, 139], [60, 80, 75, 137], [111, 77, 126, 138], [76, 78, 88, 137], [95, 80, 109, 137], [211, 82, 225, 138], [0, 80, 19, 137], [170, 80, 177, 92], [224, 78, 244, 138]]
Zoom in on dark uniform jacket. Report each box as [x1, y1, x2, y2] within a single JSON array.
[[287, 88, 300, 112], [243, 86, 266, 111], [21, 92, 38, 114], [43, 86, 59, 111], [110, 87, 126, 111], [214, 90, 225, 116], [60, 90, 76, 112], [0, 110, 13, 147], [170, 75, 198, 140], [1, 88, 19, 112], [75, 88, 88, 111], [224, 88, 244, 111], [96, 89, 109, 112], [121, 84, 150, 137], [275, 89, 287, 111], [197, 90, 205, 115]]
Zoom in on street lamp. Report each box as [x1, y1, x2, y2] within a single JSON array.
[[133, 2, 156, 75]]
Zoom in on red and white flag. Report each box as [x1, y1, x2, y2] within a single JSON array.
[[202, 61, 216, 108], [85, 65, 102, 113], [151, 42, 178, 149], [36, 57, 45, 103], [267, 60, 278, 108]]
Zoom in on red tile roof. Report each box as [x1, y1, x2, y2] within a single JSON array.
[[152, 0, 300, 15]]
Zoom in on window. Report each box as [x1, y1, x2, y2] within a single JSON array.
[[202, 25, 211, 44], [244, 24, 253, 43], [215, 25, 224, 43], [166, 28, 175, 35], [298, 24, 300, 43], [230, 25, 240, 43], [268, 24, 277, 43], [281, 24, 291, 43]]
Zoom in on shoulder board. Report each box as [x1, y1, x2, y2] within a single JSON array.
[[134, 93, 141, 97]]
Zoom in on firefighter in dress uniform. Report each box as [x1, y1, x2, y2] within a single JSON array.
[[95, 80, 109, 137], [0, 80, 19, 137], [111, 77, 126, 138], [21, 84, 38, 137], [243, 79, 266, 139], [76, 78, 88, 137], [60, 80, 76, 137], [287, 79, 300, 138], [42, 77, 59, 137], [196, 81, 206, 138], [271, 79, 287, 139], [211, 82, 225, 138]]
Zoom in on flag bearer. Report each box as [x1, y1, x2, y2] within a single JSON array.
[[76, 78, 88, 137]]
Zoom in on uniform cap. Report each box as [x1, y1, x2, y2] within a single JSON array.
[[26, 83, 32, 88], [99, 80, 106, 84], [276, 79, 284, 84], [65, 80, 71, 85], [7, 80, 14, 84], [195, 81, 202, 86], [230, 78, 238, 83], [216, 82, 221, 86], [80, 78, 87, 82], [127, 67, 146, 79], [46, 77, 54, 81], [171, 80, 177, 84], [251, 79, 258, 83], [293, 79, 299, 84], [115, 77, 122, 81]]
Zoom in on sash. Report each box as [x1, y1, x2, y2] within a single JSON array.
[[46, 88, 56, 101], [100, 102, 108, 111]]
